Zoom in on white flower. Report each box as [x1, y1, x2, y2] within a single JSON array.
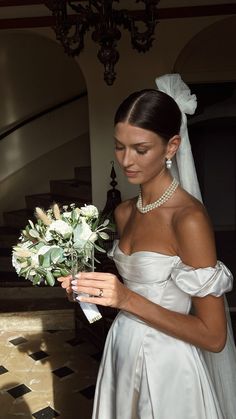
[[45, 220, 73, 241], [73, 218, 94, 250], [12, 241, 33, 273], [80, 205, 99, 219]]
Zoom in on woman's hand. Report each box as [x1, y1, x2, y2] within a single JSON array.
[[57, 275, 74, 302], [68, 271, 131, 310]]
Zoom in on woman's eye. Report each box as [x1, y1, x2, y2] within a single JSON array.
[[136, 149, 148, 155], [115, 145, 124, 151]]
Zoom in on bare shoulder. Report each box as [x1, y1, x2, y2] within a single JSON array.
[[173, 193, 217, 267], [114, 197, 136, 236]]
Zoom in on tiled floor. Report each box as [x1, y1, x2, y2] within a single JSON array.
[[0, 329, 101, 419]]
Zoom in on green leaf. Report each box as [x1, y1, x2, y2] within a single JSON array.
[[94, 242, 106, 253], [36, 266, 47, 276], [29, 229, 40, 238], [50, 247, 64, 264], [99, 232, 109, 240], [32, 274, 41, 285], [46, 271, 55, 286], [101, 219, 110, 227], [60, 268, 70, 276]]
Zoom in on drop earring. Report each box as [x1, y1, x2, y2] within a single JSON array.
[[166, 158, 172, 170]]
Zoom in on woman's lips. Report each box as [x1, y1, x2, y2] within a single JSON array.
[[124, 170, 139, 177]]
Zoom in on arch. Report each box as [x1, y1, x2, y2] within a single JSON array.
[[0, 29, 90, 222], [174, 16, 236, 83]]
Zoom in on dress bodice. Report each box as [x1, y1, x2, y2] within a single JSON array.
[[109, 240, 233, 315]]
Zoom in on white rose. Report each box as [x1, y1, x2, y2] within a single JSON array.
[[80, 205, 99, 219], [45, 220, 73, 241]]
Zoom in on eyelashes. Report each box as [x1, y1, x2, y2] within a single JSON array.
[[115, 146, 148, 155]]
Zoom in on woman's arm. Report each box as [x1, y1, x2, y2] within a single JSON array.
[[74, 206, 227, 353]]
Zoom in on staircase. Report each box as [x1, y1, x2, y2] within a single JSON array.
[[0, 166, 92, 331]]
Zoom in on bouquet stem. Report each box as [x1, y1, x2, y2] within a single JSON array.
[[71, 248, 102, 324]]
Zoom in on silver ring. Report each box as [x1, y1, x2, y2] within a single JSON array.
[[98, 288, 104, 298]]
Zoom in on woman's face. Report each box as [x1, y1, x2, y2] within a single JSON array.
[[114, 122, 170, 186]]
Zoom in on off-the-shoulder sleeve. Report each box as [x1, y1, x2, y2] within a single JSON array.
[[171, 260, 233, 297]]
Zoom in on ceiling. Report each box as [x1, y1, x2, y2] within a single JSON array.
[[0, 1, 235, 28]]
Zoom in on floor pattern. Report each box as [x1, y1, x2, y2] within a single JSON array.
[[0, 329, 101, 418]]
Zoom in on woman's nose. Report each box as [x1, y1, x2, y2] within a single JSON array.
[[122, 149, 133, 167]]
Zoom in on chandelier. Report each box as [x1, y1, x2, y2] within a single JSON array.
[[46, 1, 159, 85]]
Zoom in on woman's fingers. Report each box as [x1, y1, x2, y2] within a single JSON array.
[[57, 276, 71, 289]]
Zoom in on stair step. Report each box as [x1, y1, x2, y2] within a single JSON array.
[[0, 309, 75, 331], [74, 166, 91, 183], [50, 179, 92, 201], [0, 226, 20, 248], [3, 208, 33, 228], [25, 192, 88, 211], [0, 255, 14, 272]]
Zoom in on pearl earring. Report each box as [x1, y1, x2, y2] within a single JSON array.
[[166, 158, 172, 169]]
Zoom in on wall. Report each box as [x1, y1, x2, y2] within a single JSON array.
[[1, 13, 236, 216], [0, 133, 90, 223], [73, 14, 236, 209], [0, 30, 89, 223]]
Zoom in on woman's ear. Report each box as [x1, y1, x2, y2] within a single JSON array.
[[166, 135, 181, 159]]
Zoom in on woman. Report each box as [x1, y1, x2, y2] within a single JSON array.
[[59, 75, 235, 418]]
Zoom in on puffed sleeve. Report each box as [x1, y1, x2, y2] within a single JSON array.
[[171, 260, 233, 297]]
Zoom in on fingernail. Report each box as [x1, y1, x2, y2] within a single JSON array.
[[71, 286, 77, 291], [76, 296, 82, 301], [71, 280, 77, 285], [75, 273, 81, 279]]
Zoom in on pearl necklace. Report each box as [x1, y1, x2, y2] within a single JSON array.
[[136, 178, 179, 214]]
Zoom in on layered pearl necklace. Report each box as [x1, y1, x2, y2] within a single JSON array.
[[136, 178, 179, 214]]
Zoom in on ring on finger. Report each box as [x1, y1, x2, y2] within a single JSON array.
[[98, 288, 104, 298]]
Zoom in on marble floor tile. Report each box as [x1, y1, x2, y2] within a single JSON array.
[[0, 330, 99, 418]]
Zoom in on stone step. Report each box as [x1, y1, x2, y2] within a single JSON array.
[[0, 285, 76, 330], [3, 208, 33, 229], [74, 166, 91, 183], [50, 179, 92, 202], [25, 192, 88, 211], [0, 309, 75, 331], [0, 255, 14, 272], [0, 226, 20, 248]]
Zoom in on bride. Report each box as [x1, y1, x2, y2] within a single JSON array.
[[59, 74, 236, 418]]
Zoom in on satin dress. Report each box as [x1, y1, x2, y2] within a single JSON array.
[[92, 241, 233, 419]]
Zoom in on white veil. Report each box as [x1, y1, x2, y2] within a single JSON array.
[[155, 74, 236, 419]]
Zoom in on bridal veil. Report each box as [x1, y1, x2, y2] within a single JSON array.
[[155, 73, 236, 419]]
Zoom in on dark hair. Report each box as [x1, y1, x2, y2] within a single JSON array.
[[114, 89, 182, 142]]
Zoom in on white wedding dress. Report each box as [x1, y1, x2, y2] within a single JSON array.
[[92, 240, 234, 419]]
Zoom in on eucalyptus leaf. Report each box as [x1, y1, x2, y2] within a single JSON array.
[[46, 271, 55, 286], [60, 268, 70, 276], [99, 232, 109, 240], [41, 250, 51, 268], [29, 229, 40, 238], [94, 242, 106, 253], [32, 274, 41, 285], [101, 219, 110, 227], [38, 254, 44, 266], [50, 247, 64, 264]]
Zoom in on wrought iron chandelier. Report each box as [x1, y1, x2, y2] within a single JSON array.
[[46, 1, 159, 85]]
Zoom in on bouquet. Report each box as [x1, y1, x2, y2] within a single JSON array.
[[12, 203, 113, 323]]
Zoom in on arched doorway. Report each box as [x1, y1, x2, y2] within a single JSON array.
[[174, 17, 236, 309]]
